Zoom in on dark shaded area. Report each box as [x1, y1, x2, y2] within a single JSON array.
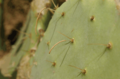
[[58, 0, 66, 6], [0, 0, 6, 51], [11, 70, 17, 79], [7, 22, 23, 45], [0, 72, 8, 79]]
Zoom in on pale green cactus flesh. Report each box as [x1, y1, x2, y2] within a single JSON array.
[[31, 0, 120, 79]]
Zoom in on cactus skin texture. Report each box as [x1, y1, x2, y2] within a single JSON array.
[[30, 0, 120, 79], [8, 9, 39, 76]]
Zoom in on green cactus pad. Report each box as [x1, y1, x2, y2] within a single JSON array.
[[31, 0, 120, 79]]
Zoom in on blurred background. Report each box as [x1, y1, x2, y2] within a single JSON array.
[[0, 0, 65, 79]]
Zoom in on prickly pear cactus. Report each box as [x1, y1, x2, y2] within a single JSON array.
[[30, 0, 120, 79]]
